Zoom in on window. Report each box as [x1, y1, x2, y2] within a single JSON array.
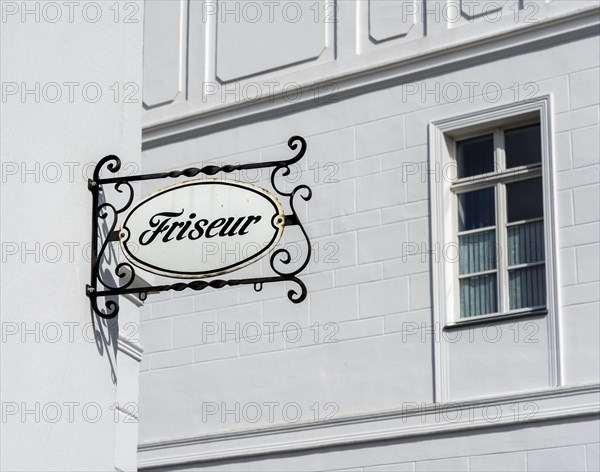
[[454, 123, 545, 318], [429, 99, 558, 327]]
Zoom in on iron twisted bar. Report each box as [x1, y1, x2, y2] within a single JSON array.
[[92, 136, 307, 186], [87, 136, 311, 318], [92, 274, 306, 302]]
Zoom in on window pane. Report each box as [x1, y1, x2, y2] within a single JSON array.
[[459, 230, 497, 275], [506, 178, 543, 222], [505, 124, 542, 168], [458, 187, 495, 231], [457, 134, 495, 178], [508, 220, 545, 266], [509, 265, 546, 309], [460, 274, 498, 318]]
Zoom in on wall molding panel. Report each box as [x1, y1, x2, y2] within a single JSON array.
[[141, 6, 600, 148], [215, 0, 333, 83], [138, 384, 599, 468], [368, 0, 420, 43], [141, 1, 597, 123], [143, 0, 188, 108]]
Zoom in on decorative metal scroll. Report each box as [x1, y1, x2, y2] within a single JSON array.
[[86, 136, 312, 319]]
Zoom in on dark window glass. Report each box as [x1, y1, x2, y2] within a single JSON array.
[[508, 220, 545, 266], [506, 178, 543, 222], [460, 274, 498, 317], [509, 265, 546, 310], [457, 134, 494, 178], [505, 124, 542, 168], [459, 230, 497, 275], [458, 187, 495, 231]]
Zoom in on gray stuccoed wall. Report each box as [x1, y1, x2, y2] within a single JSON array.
[[0, 1, 144, 470], [137, 1, 599, 470]]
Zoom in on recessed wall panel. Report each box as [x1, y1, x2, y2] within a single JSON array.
[[215, 0, 328, 82], [369, 0, 417, 42], [446, 317, 551, 400], [143, 0, 185, 108], [460, 0, 509, 20]]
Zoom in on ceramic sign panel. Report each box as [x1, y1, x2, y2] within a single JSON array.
[[120, 179, 285, 278]]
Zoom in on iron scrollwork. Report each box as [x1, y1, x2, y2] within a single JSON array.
[[87, 136, 312, 318]]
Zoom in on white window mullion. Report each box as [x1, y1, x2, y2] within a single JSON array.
[[450, 139, 461, 323], [495, 128, 510, 314], [451, 165, 543, 192], [497, 182, 509, 313]]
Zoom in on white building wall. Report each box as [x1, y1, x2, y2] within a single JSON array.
[[137, 1, 599, 470], [0, 2, 144, 470]]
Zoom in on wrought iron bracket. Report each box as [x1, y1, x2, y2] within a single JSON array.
[[87, 136, 312, 319]]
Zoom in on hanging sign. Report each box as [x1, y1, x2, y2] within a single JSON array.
[[86, 135, 311, 319], [120, 180, 285, 278]]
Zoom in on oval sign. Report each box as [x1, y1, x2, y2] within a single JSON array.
[[119, 179, 285, 278]]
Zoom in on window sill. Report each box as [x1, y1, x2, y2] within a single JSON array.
[[444, 309, 548, 330]]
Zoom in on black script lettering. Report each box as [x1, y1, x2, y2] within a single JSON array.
[[189, 219, 209, 240], [139, 209, 185, 245], [206, 218, 227, 238], [238, 215, 262, 235], [138, 211, 265, 245], [175, 213, 196, 241]]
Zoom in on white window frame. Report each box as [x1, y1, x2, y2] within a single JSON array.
[[429, 97, 560, 399], [452, 120, 546, 319]]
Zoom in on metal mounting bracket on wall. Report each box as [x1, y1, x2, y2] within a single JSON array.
[[86, 136, 312, 319]]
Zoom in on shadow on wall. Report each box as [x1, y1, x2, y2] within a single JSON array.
[[89, 191, 121, 385]]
